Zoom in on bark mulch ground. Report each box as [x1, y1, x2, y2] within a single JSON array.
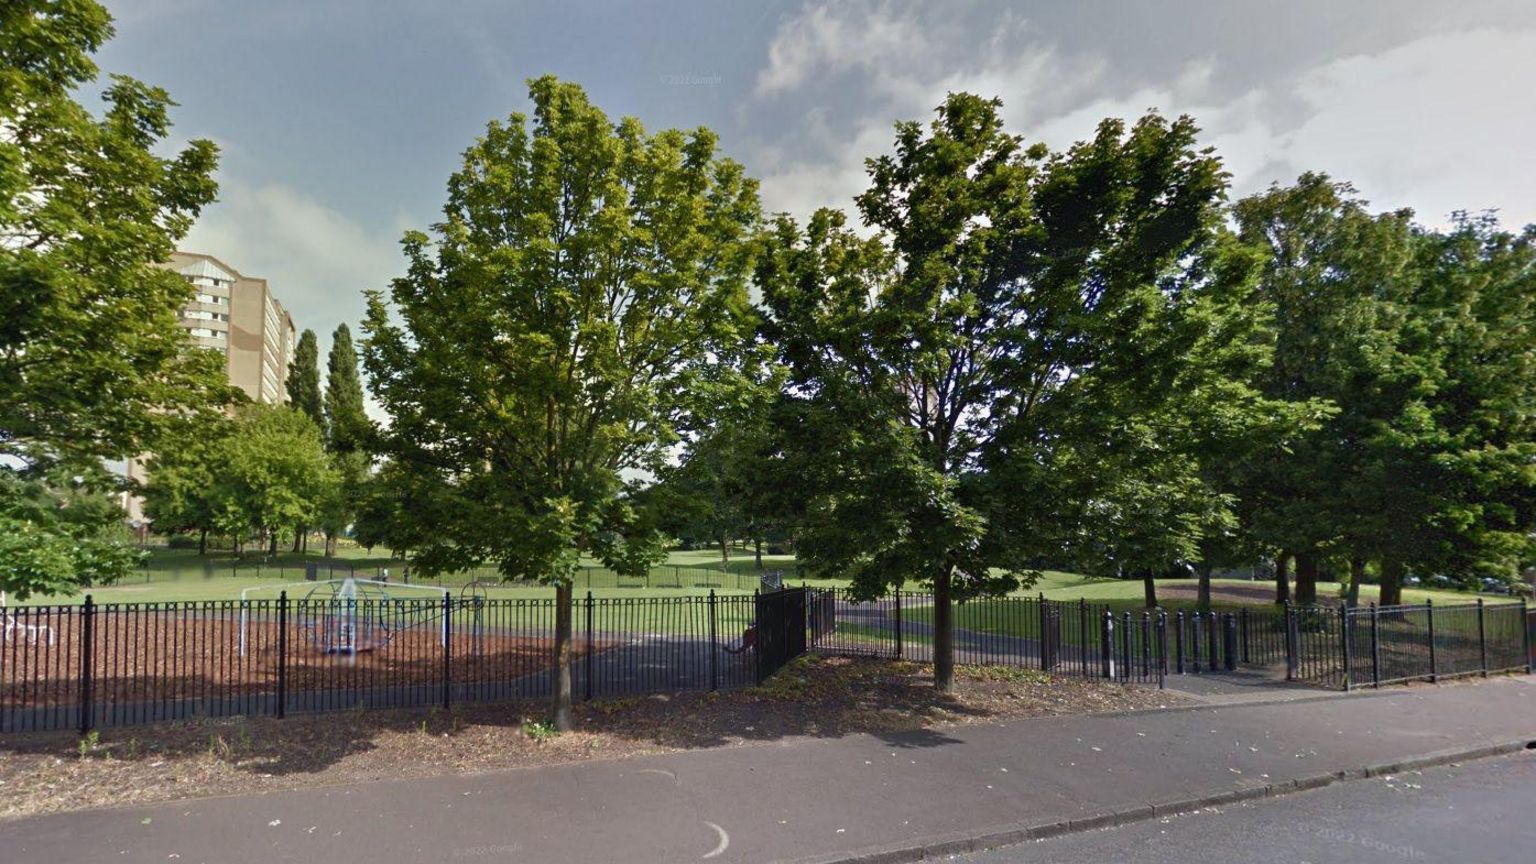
[[0, 654, 1187, 820]]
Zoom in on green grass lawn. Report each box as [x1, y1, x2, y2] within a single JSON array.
[[21, 546, 1511, 616], [897, 577, 1514, 646]]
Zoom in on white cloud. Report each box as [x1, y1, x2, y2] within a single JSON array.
[[749, 1, 1102, 222], [1278, 27, 1536, 228], [182, 178, 404, 421], [183, 179, 401, 335], [750, 3, 1536, 232]]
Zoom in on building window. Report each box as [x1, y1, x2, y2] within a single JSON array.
[[187, 327, 226, 340], [194, 293, 228, 306]]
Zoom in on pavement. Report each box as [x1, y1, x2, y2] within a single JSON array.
[[964, 748, 1536, 863], [2, 676, 1533, 864]]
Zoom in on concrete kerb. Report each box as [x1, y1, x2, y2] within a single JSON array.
[[785, 738, 1536, 864]]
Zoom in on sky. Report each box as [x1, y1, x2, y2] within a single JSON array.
[[97, 0, 1536, 369]]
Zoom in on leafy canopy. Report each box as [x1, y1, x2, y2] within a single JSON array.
[[362, 75, 760, 583]]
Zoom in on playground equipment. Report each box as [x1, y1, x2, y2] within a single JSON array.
[[459, 580, 496, 647], [1, 592, 56, 646], [238, 577, 449, 656]]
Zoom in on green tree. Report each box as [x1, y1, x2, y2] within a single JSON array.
[[324, 324, 369, 455], [214, 405, 336, 556], [760, 95, 1238, 689], [0, 0, 223, 596], [287, 329, 324, 429], [1233, 176, 1426, 605], [0, 462, 143, 600], [141, 412, 234, 554], [284, 328, 323, 550], [1370, 216, 1536, 601], [363, 76, 759, 728], [321, 323, 371, 556]]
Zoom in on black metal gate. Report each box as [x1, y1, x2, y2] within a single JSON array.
[[755, 587, 808, 684]]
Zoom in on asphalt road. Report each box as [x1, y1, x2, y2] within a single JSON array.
[[966, 750, 1536, 864]]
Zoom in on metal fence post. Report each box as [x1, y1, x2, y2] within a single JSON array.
[[1283, 601, 1297, 681], [1338, 604, 1352, 691], [1140, 612, 1152, 678], [1523, 598, 1532, 675], [1174, 611, 1185, 674], [1426, 598, 1437, 683], [708, 590, 718, 692], [893, 591, 903, 660], [1224, 613, 1238, 672], [585, 591, 595, 701], [1078, 599, 1088, 674], [1100, 611, 1114, 679], [1156, 611, 1168, 688], [1039, 595, 1049, 671], [441, 593, 452, 710], [1120, 611, 1132, 681], [1477, 598, 1488, 678], [78, 595, 95, 735], [1370, 603, 1381, 688], [277, 591, 288, 718], [1239, 607, 1250, 664]]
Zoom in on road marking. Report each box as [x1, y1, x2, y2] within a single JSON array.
[[702, 822, 729, 859], [636, 768, 678, 783]]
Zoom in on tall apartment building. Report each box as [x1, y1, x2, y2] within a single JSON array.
[[121, 253, 299, 528], [165, 251, 298, 405]]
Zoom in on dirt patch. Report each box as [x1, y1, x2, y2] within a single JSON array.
[[1, 613, 612, 709], [0, 655, 1183, 819]]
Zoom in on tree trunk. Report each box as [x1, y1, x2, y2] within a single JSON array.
[[932, 566, 954, 693], [551, 581, 574, 731], [198, 528, 207, 556], [754, 538, 763, 570], [1347, 557, 1365, 608], [267, 530, 279, 557], [1380, 555, 1404, 606], [719, 537, 729, 570], [1197, 563, 1212, 611], [1142, 569, 1158, 608], [1275, 551, 1292, 604], [1294, 551, 1319, 605], [325, 531, 337, 557], [292, 525, 303, 553]]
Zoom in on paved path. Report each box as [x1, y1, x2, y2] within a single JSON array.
[[965, 749, 1536, 863], [2, 677, 1533, 864]]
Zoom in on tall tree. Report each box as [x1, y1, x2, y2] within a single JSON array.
[[287, 329, 324, 429], [0, 0, 223, 596], [363, 76, 759, 729], [1233, 176, 1426, 605], [321, 323, 370, 555], [324, 324, 369, 455], [284, 328, 323, 550], [760, 95, 1239, 690]]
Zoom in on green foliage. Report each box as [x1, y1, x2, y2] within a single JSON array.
[[0, 0, 225, 466], [324, 324, 369, 455], [362, 76, 759, 585], [144, 406, 336, 552], [0, 463, 143, 598], [319, 324, 371, 550], [286, 329, 324, 430], [213, 406, 336, 546], [760, 94, 1271, 680], [520, 719, 559, 741], [0, 1, 220, 596], [1228, 176, 1536, 601]]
